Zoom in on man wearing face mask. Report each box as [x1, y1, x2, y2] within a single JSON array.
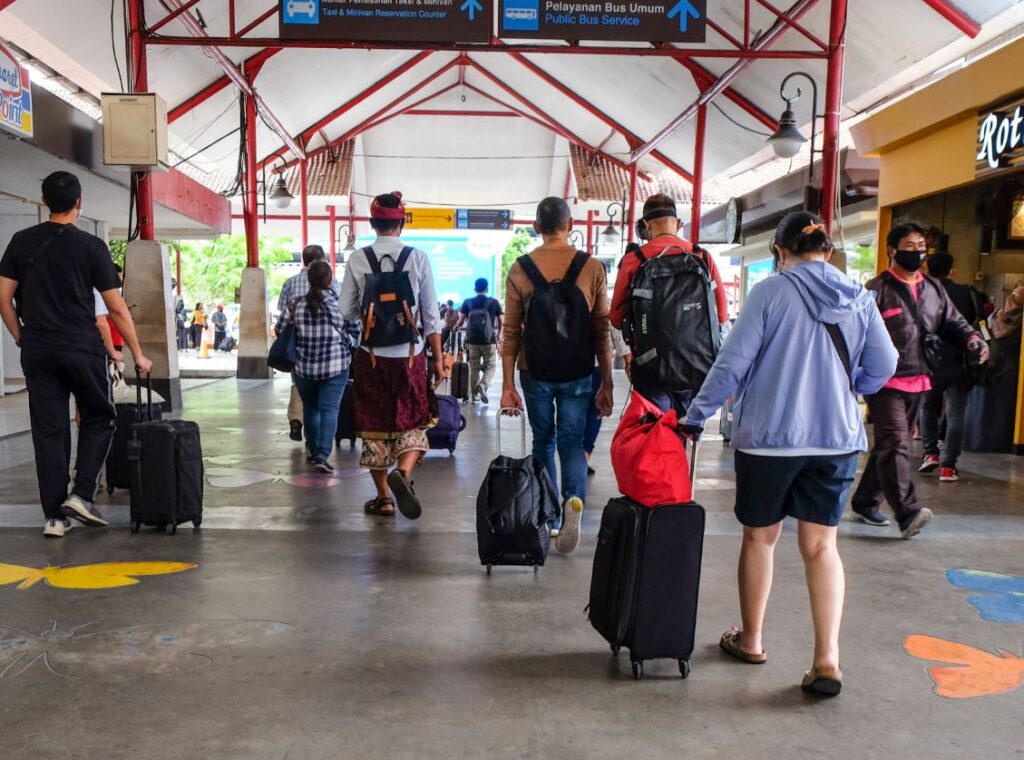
[[850, 222, 988, 539]]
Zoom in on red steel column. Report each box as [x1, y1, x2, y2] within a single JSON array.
[[586, 209, 594, 254], [627, 163, 639, 244], [127, 0, 155, 240], [690, 104, 707, 242], [327, 204, 337, 274], [819, 0, 847, 234], [299, 158, 309, 248], [243, 90, 259, 268]]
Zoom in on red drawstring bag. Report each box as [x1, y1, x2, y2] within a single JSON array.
[[611, 391, 692, 506]]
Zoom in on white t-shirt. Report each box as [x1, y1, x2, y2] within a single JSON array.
[[93, 289, 108, 317]]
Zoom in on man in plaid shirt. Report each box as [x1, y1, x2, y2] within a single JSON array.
[[276, 245, 340, 443]]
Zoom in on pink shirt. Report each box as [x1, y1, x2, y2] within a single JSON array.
[[882, 268, 932, 393]]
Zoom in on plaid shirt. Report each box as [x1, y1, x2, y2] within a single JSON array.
[[276, 271, 340, 333], [284, 291, 361, 381]]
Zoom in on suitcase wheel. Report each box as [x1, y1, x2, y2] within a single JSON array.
[[611, 645, 620, 656], [106, 484, 115, 495], [129, 520, 141, 534], [192, 515, 202, 529], [679, 659, 691, 679], [486, 565, 492, 576], [632, 661, 644, 681], [165, 521, 177, 536]]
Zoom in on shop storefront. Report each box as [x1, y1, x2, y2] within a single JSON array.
[[852, 38, 1024, 455]]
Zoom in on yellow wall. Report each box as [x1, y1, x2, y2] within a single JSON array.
[[877, 117, 978, 208]]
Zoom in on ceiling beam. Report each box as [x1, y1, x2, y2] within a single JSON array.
[[675, 58, 778, 132], [920, 0, 981, 38], [258, 50, 435, 170], [632, 0, 820, 163], [168, 47, 280, 123]]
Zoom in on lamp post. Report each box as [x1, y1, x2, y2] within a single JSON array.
[[568, 230, 585, 250], [602, 189, 628, 259], [335, 223, 355, 266], [768, 72, 821, 191], [268, 171, 295, 210]]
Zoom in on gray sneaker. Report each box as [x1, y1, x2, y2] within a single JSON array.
[[554, 496, 584, 554], [60, 494, 108, 527], [900, 508, 934, 540]]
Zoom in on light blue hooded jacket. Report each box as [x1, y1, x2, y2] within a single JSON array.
[[686, 261, 898, 452]]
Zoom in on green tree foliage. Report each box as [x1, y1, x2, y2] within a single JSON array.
[[847, 243, 878, 281], [175, 235, 295, 308], [500, 228, 534, 299]]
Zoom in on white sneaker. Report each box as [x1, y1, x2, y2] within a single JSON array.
[[43, 518, 73, 538], [555, 496, 584, 554], [60, 494, 109, 526]]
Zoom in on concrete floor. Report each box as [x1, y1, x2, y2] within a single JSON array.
[[0, 373, 1022, 759]]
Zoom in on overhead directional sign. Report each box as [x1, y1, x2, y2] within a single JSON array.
[[279, 0, 494, 43], [457, 209, 512, 230], [499, 0, 707, 42], [404, 207, 456, 230]]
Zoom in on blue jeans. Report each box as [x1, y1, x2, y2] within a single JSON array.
[[921, 377, 968, 467], [520, 370, 591, 525], [295, 370, 349, 460], [635, 381, 693, 419]]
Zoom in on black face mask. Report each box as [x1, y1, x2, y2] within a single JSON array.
[[894, 250, 927, 272]]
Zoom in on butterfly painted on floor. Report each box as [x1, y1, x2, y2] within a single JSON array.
[[903, 634, 1024, 699], [946, 569, 1024, 624], [0, 562, 196, 591], [205, 466, 355, 489], [0, 619, 291, 680]]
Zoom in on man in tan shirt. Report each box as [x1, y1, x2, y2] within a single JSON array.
[[501, 197, 613, 554]]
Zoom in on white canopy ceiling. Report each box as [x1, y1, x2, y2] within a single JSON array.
[[2, 0, 1022, 216]]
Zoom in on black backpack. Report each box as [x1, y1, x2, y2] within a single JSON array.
[[466, 299, 496, 345], [518, 252, 595, 383], [360, 246, 418, 358], [622, 245, 721, 393]]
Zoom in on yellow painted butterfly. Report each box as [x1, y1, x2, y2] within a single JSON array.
[[0, 562, 197, 590]]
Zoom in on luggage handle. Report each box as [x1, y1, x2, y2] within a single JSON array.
[[135, 369, 155, 422], [496, 408, 527, 457]]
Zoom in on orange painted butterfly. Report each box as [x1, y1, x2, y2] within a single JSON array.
[[903, 634, 1024, 699]]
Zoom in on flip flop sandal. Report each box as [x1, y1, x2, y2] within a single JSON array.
[[364, 498, 395, 517], [386, 470, 422, 520], [801, 666, 843, 696], [719, 627, 767, 664]]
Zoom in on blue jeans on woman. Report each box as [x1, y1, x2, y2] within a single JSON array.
[[295, 371, 349, 461], [520, 370, 591, 527], [583, 366, 603, 455]]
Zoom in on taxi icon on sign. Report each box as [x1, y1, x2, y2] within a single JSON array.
[[284, 0, 319, 23]]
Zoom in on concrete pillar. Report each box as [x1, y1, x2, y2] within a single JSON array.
[[121, 240, 181, 411], [236, 267, 272, 380]]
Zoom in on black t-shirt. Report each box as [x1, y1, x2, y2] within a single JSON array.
[[460, 295, 503, 344], [0, 222, 120, 355]]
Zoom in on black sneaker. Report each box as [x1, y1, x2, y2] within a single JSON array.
[[313, 458, 335, 474], [289, 420, 303, 441], [477, 384, 489, 405], [853, 509, 890, 527]]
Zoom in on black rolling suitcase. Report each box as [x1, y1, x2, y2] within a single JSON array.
[[588, 437, 705, 680], [477, 410, 560, 573], [128, 375, 204, 535], [335, 379, 357, 449], [106, 392, 163, 493], [448, 332, 470, 401]]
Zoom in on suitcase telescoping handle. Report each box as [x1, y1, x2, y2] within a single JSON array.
[[688, 435, 701, 498], [496, 408, 527, 458], [135, 369, 155, 421]]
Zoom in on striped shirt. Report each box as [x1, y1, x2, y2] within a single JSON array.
[[283, 291, 360, 381], [276, 270, 341, 333]]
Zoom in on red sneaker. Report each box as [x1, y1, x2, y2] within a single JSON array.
[[939, 467, 960, 483], [919, 454, 940, 473]]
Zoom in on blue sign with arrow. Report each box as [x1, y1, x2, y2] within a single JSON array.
[[500, 0, 706, 42], [460, 0, 484, 21]]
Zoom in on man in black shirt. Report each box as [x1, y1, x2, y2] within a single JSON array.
[[0, 171, 152, 537], [455, 278, 503, 404]]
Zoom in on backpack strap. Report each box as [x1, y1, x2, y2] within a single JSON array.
[[562, 251, 589, 285], [395, 246, 414, 273], [363, 246, 381, 274], [28, 226, 71, 267], [823, 323, 854, 390], [517, 255, 548, 289]]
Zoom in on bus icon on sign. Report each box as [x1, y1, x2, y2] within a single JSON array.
[[503, 0, 540, 30], [283, 0, 319, 24]]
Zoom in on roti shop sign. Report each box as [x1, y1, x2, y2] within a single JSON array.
[[977, 97, 1024, 175], [0, 44, 32, 139]]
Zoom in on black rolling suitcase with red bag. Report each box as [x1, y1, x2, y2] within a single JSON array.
[[587, 436, 705, 679], [127, 374, 204, 535]]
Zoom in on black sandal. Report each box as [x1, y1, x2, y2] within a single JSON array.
[[386, 470, 422, 520], [364, 497, 395, 517]]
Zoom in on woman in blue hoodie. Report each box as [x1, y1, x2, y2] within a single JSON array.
[[684, 211, 898, 696]]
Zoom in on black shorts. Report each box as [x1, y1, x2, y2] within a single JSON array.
[[733, 451, 858, 528]]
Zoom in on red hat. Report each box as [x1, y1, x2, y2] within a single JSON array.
[[370, 191, 406, 221]]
